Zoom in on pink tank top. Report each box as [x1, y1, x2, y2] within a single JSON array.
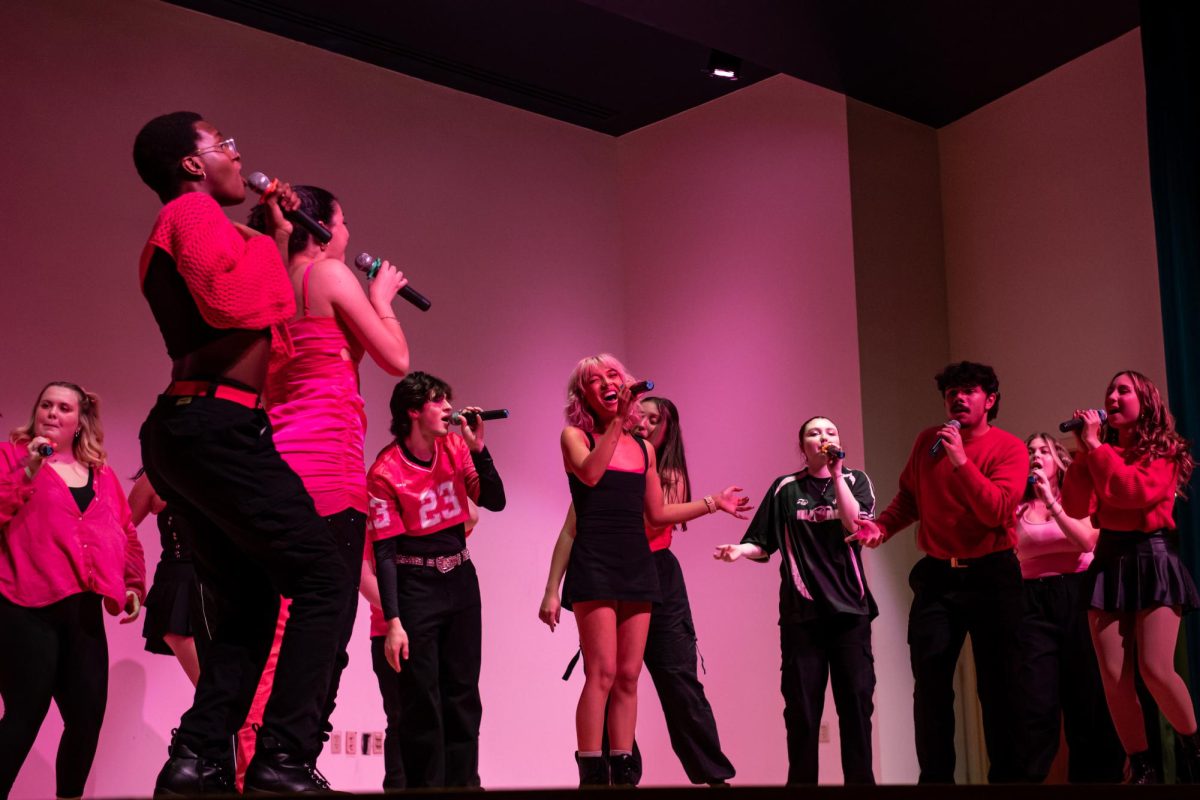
[[1014, 504, 1093, 579], [265, 263, 368, 516]]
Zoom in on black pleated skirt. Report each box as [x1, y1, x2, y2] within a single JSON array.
[[1088, 529, 1200, 612], [142, 559, 198, 655]]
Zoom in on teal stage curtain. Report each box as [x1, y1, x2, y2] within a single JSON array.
[[1140, 0, 1200, 712]]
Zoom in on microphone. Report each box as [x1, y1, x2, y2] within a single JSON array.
[[244, 172, 333, 244], [1058, 410, 1107, 433], [819, 443, 846, 460], [450, 409, 509, 425], [1028, 474, 1039, 486], [37, 443, 54, 457], [930, 419, 962, 457], [629, 380, 654, 396], [354, 253, 432, 312]]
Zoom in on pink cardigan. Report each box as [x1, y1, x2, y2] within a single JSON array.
[[0, 441, 146, 608]]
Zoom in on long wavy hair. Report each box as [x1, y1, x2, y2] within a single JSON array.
[[11, 381, 106, 468], [644, 397, 691, 525], [564, 353, 642, 434], [1023, 432, 1071, 502], [1102, 370, 1193, 495]]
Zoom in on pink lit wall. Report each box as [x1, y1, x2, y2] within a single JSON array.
[[938, 30, 1166, 433]]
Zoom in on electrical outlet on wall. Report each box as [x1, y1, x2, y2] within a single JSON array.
[[371, 731, 384, 755], [330, 731, 342, 754], [345, 730, 358, 755], [819, 722, 830, 743]]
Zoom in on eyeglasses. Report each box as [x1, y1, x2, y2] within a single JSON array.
[[190, 138, 237, 157]]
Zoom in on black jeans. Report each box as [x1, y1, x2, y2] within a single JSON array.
[[907, 551, 1025, 783], [0, 593, 108, 798], [140, 394, 347, 761], [1019, 572, 1125, 783], [371, 558, 482, 788], [781, 613, 875, 785]]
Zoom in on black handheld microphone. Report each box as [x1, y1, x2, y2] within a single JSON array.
[[354, 253, 432, 312], [820, 443, 846, 460], [1027, 474, 1039, 486], [37, 444, 54, 457], [1058, 410, 1107, 433], [628, 380, 654, 396], [244, 172, 333, 244], [450, 409, 509, 425], [930, 419, 962, 457]]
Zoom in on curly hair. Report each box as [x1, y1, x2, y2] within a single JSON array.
[[1103, 370, 1194, 495], [11, 382, 106, 468], [935, 361, 1001, 420], [1023, 432, 1072, 502], [564, 353, 642, 434], [248, 184, 337, 258], [133, 111, 203, 201], [389, 371, 453, 442]]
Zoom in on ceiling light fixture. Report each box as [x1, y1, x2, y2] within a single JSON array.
[[705, 50, 741, 81]]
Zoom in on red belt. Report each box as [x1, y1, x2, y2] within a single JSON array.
[[164, 380, 261, 409], [396, 548, 471, 574]]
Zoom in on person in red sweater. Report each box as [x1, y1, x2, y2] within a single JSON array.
[[856, 361, 1028, 783], [133, 112, 348, 794], [1061, 370, 1199, 784], [0, 382, 145, 799]]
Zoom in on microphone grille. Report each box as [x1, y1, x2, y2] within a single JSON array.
[[947, 419, 962, 429], [353, 252, 374, 273], [244, 171, 271, 192]]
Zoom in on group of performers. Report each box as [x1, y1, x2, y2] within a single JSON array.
[[0, 112, 1198, 797]]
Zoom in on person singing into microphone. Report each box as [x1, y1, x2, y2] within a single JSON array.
[[1016, 433, 1124, 783], [1061, 371, 1199, 783], [558, 354, 748, 787], [235, 185, 411, 778], [714, 416, 878, 785], [133, 112, 347, 793], [367, 372, 506, 789], [539, 395, 737, 787], [855, 361, 1028, 783], [0, 382, 145, 800]]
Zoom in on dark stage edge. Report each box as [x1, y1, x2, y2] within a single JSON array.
[[114, 786, 1197, 798]]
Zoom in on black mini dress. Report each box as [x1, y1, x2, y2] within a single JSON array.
[[142, 509, 204, 655], [562, 433, 660, 610]]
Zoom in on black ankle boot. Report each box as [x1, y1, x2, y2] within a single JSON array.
[[610, 753, 638, 787], [244, 735, 340, 794], [1178, 730, 1200, 784], [1126, 750, 1160, 785], [154, 732, 234, 796], [576, 752, 610, 788]]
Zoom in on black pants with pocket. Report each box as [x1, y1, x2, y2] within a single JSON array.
[[141, 394, 348, 762]]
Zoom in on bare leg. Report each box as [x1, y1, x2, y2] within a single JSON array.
[[575, 601, 617, 752], [605, 602, 651, 752], [164, 633, 200, 687], [1134, 606, 1198, 735], [1089, 610, 1146, 753]]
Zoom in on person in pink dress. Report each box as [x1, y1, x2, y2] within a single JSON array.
[[0, 382, 146, 799], [236, 184, 410, 781]]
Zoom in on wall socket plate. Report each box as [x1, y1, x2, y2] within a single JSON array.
[[345, 730, 358, 755], [329, 731, 342, 754]]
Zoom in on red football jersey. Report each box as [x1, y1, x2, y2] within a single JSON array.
[[367, 433, 480, 542]]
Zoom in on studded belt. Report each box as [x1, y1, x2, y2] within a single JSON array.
[[396, 547, 471, 574]]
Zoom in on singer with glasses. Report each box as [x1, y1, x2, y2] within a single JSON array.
[[1015, 433, 1124, 783], [235, 185, 410, 780], [558, 354, 749, 787], [1061, 371, 1200, 783], [715, 416, 878, 784], [540, 395, 736, 786], [855, 361, 1028, 783], [133, 111, 348, 793], [0, 382, 146, 800], [366, 371, 506, 789]]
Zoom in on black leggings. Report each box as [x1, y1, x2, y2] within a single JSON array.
[[0, 593, 108, 798]]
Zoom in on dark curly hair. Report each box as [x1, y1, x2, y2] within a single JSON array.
[[248, 185, 337, 257], [1102, 370, 1194, 495], [389, 371, 453, 442], [133, 111, 203, 201], [935, 361, 1000, 421]]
